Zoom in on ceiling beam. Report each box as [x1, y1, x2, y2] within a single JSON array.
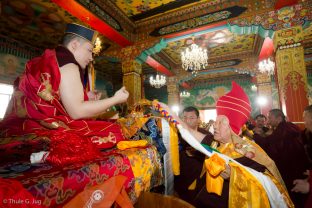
[[275, 0, 298, 10], [258, 37, 274, 61], [181, 82, 192, 89], [51, 0, 132, 47], [164, 21, 227, 41], [145, 56, 175, 76]]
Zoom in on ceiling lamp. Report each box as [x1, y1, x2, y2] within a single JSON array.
[[93, 37, 102, 55], [181, 39, 208, 74], [180, 91, 190, 98], [258, 58, 275, 76], [149, 74, 166, 88], [251, 84, 258, 92]]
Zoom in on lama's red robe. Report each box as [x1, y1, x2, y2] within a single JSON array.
[[0, 46, 125, 150]]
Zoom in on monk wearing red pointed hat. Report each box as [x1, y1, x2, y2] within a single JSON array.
[[159, 81, 293, 208], [188, 82, 292, 208]]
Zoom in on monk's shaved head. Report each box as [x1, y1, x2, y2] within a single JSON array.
[[304, 105, 312, 132], [304, 105, 312, 115], [62, 33, 87, 47]]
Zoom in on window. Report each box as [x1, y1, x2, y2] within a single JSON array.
[[0, 83, 14, 119], [199, 109, 217, 123]]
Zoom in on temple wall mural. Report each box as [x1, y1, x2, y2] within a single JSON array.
[[308, 72, 312, 105], [0, 53, 27, 84], [0, 35, 41, 85], [95, 78, 113, 98], [144, 84, 168, 104], [180, 78, 261, 118]]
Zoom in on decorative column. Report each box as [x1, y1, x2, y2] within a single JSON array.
[[121, 60, 142, 108], [256, 73, 273, 116], [167, 76, 180, 106], [104, 39, 162, 108], [273, 25, 309, 123], [141, 75, 146, 99]]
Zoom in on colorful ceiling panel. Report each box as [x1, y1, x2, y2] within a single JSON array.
[[304, 23, 312, 40], [209, 34, 256, 57], [0, 0, 77, 48], [0, 0, 116, 51], [163, 30, 256, 65], [111, 0, 204, 21]]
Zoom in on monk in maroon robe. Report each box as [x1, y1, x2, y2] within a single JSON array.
[[174, 106, 214, 203], [292, 105, 312, 208], [254, 109, 309, 207]]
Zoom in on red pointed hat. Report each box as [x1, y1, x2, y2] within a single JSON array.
[[216, 81, 251, 134]]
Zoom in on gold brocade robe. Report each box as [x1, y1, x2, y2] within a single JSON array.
[[204, 140, 294, 208]]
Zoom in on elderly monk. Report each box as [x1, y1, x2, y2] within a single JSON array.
[[160, 82, 293, 208], [190, 82, 292, 208]]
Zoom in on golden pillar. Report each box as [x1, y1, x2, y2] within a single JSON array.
[[104, 39, 162, 108], [122, 60, 142, 107], [256, 73, 273, 116], [273, 26, 309, 123], [167, 76, 180, 106]]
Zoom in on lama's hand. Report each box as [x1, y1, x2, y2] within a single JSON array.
[[220, 164, 231, 180]]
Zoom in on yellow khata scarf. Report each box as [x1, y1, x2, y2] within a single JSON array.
[[170, 122, 180, 175], [204, 153, 270, 208], [117, 140, 148, 150], [203, 140, 294, 208]]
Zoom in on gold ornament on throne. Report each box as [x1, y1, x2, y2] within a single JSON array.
[[129, 99, 153, 117], [117, 99, 154, 139], [37, 73, 54, 101]]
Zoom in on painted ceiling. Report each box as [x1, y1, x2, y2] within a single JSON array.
[[112, 0, 206, 21], [0, 0, 116, 49], [164, 30, 257, 65], [0, 0, 312, 91], [1, 0, 73, 49], [110, 0, 277, 22]]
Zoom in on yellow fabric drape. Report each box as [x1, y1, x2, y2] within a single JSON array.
[[117, 140, 148, 150], [204, 153, 271, 207], [169, 122, 180, 175], [118, 146, 161, 198], [88, 62, 96, 91], [118, 117, 149, 139], [204, 154, 226, 195], [215, 140, 294, 208], [218, 143, 241, 159], [229, 162, 270, 208]]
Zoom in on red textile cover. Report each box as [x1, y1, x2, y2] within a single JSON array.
[[216, 81, 251, 134], [64, 175, 133, 208], [0, 151, 135, 208], [0, 49, 125, 149], [43, 131, 101, 167], [0, 178, 43, 208]]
